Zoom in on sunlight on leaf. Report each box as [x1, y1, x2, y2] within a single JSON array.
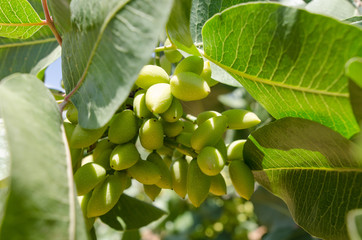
[[0, 0, 44, 39], [202, 3, 362, 138], [244, 117, 362, 239], [0, 74, 88, 240]]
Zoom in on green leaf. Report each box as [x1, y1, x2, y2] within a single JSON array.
[[121, 230, 141, 240], [0, 0, 44, 39], [252, 187, 315, 240], [189, 0, 262, 87], [63, 0, 174, 129], [166, 0, 200, 56], [100, 194, 166, 230], [0, 27, 58, 80], [349, 80, 362, 126], [209, 61, 242, 87], [118, 194, 166, 229], [190, 0, 261, 45], [48, 0, 71, 32], [347, 209, 362, 239], [346, 58, 362, 125], [251, 186, 294, 231], [244, 117, 362, 239], [0, 74, 88, 239], [344, 16, 362, 28], [305, 0, 358, 20], [202, 3, 362, 138]]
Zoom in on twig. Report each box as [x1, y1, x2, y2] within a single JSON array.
[[164, 139, 198, 158], [41, 0, 62, 46], [154, 44, 177, 53]]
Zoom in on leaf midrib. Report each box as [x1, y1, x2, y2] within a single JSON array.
[[253, 167, 362, 172], [203, 52, 349, 98], [0, 38, 56, 48], [74, 0, 132, 89]]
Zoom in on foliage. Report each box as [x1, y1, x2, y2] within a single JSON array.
[[0, 0, 361, 240]]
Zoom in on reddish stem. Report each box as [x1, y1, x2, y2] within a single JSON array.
[[41, 0, 62, 46], [0, 20, 48, 26]]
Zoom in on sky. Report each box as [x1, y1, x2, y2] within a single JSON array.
[[44, 57, 64, 92]]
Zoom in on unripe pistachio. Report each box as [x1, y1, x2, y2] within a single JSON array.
[[160, 98, 183, 122], [78, 192, 95, 230], [181, 120, 197, 133], [176, 132, 192, 148], [209, 174, 227, 196], [74, 162, 107, 196], [147, 152, 172, 189], [145, 83, 173, 114], [174, 56, 204, 75], [63, 122, 82, 169], [92, 139, 115, 160], [144, 184, 162, 201], [109, 143, 140, 170], [160, 55, 172, 75], [162, 119, 184, 138], [70, 124, 107, 149], [133, 90, 153, 119], [222, 109, 261, 129], [164, 38, 183, 63], [93, 148, 112, 170], [87, 172, 129, 217], [170, 158, 188, 198], [135, 65, 169, 89], [187, 159, 211, 207], [127, 160, 161, 185], [197, 146, 225, 176], [196, 110, 221, 125], [200, 61, 218, 87], [108, 110, 138, 144], [227, 140, 246, 161], [80, 154, 94, 166], [139, 118, 164, 150], [156, 145, 174, 157], [191, 116, 228, 151], [215, 139, 228, 162], [162, 156, 172, 168], [63, 121, 76, 142], [66, 102, 78, 124], [170, 72, 210, 101], [229, 161, 255, 200]]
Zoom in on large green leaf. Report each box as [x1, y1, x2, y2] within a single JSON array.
[[190, 0, 261, 45], [190, 0, 260, 87], [346, 57, 362, 126], [244, 117, 362, 240], [0, 74, 88, 239], [48, 0, 71, 32], [100, 194, 166, 230], [202, 3, 362, 138], [166, 0, 200, 56], [0, 0, 44, 39], [0, 28, 58, 79], [63, 0, 173, 129]]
